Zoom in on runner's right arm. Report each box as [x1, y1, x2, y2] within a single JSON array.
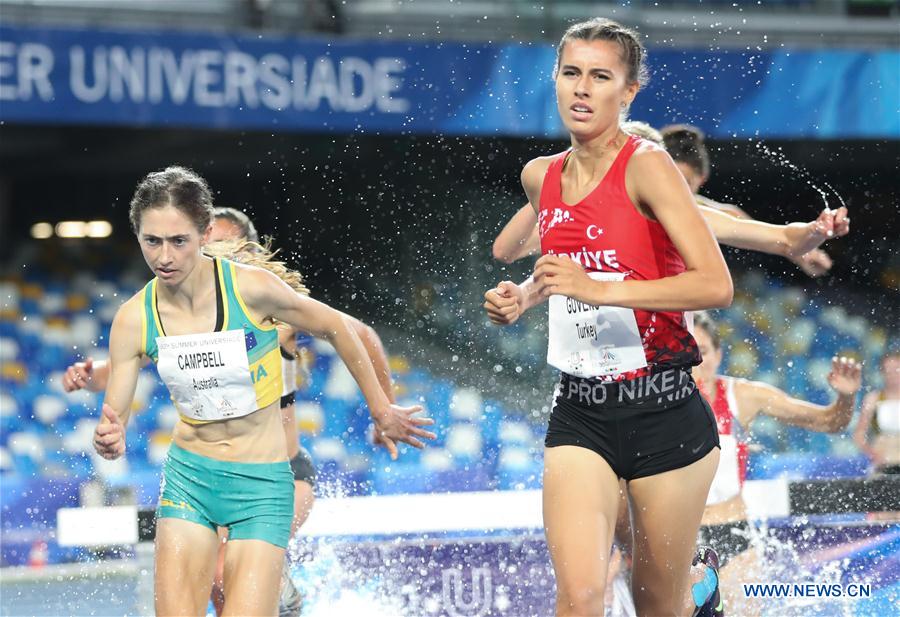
[[93, 297, 144, 460], [734, 356, 861, 433], [484, 158, 554, 325], [491, 200, 848, 269], [697, 195, 845, 277], [240, 265, 435, 459]]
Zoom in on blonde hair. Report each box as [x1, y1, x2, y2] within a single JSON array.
[[622, 120, 662, 145], [203, 238, 310, 296]]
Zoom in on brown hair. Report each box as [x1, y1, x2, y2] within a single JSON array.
[[129, 166, 214, 234], [203, 238, 310, 296], [213, 207, 260, 243], [661, 124, 711, 179], [554, 18, 648, 87], [693, 311, 721, 350]]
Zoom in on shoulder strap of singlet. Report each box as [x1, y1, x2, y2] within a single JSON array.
[[141, 279, 161, 362], [212, 258, 225, 331], [206, 257, 231, 330], [142, 260, 226, 362], [218, 257, 275, 333], [152, 259, 225, 336], [538, 150, 572, 210], [604, 134, 642, 187], [551, 149, 570, 173]]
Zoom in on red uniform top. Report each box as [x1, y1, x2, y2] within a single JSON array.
[[709, 376, 750, 486], [538, 135, 701, 380], [703, 376, 750, 504]]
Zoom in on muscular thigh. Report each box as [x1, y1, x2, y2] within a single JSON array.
[[221, 539, 286, 617], [155, 518, 220, 617], [627, 448, 719, 615], [543, 446, 622, 591]]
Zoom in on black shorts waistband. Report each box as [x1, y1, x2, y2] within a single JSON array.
[[557, 367, 696, 409]]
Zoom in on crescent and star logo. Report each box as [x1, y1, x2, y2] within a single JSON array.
[[586, 225, 604, 240]]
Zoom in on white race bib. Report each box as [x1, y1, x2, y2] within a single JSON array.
[[156, 329, 258, 422], [547, 272, 647, 378], [706, 434, 741, 506]]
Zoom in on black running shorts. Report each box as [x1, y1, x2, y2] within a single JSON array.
[[545, 368, 720, 480], [289, 447, 317, 487]]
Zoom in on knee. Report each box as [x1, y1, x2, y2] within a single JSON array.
[[631, 586, 680, 617], [557, 581, 606, 616]]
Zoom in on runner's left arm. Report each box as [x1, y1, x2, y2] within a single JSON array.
[[242, 267, 434, 459], [93, 296, 145, 460], [343, 315, 396, 403], [701, 205, 849, 260]]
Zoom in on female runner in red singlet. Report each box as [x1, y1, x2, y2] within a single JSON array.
[[483, 18, 732, 616]]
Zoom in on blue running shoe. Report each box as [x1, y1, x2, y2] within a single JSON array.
[[691, 546, 724, 617]]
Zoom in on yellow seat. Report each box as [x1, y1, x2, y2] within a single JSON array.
[[0, 361, 28, 383]]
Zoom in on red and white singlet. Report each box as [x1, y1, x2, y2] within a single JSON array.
[[705, 376, 750, 505], [538, 135, 701, 381]]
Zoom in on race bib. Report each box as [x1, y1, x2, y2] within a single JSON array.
[[156, 329, 258, 422], [547, 272, 647, 378]]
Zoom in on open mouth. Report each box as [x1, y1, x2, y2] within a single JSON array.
[[570, 103, 593, 120]]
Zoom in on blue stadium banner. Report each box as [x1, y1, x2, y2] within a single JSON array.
[[0, 24, 897, 138]]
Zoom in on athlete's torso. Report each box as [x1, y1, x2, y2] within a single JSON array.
[[538, 135, 700, 381], [140, 257, 287, 461]]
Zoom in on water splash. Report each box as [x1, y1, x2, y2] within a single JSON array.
[[291, 541, 408, 617], [752, 141, 848, 211], [752, 518, 898, 616]]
